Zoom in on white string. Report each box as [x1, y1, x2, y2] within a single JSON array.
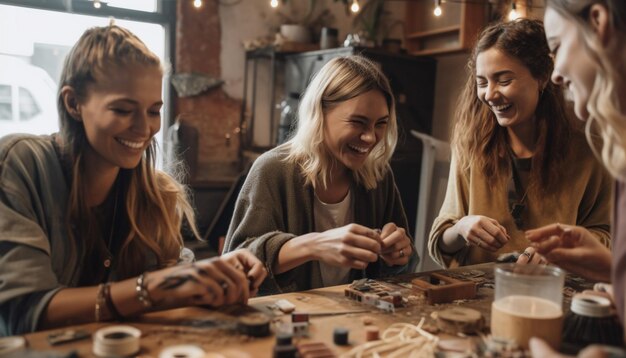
[[341, 318, 439, 358]]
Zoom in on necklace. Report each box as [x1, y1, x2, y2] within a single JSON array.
[[103, 181, 119, 269]]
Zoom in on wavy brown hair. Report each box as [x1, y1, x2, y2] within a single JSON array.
[[57, 25, 198, 283], [452, 19, 575, 196]]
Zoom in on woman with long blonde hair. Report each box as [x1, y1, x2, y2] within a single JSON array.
[[0, 25, 266, 335], [523, 0, 626, 355], [429, 19, 611, 268], [224, 56, 416, 294]]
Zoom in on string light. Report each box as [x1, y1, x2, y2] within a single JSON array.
[[350, 0, 360, 13], [193, 0, 202, 8], [508, 1, 520, 21], [93, 0, 101, 9], [433, 0, 442, 16], [270, 0, 279, 8]]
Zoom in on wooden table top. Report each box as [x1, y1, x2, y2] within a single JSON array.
[[20, 263, 593, 357]]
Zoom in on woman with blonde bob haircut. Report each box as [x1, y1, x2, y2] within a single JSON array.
[[225, 56, 417, 294], [0, 25, 266, 336]]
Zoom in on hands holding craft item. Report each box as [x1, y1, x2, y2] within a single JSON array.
[[144, 249, 267, 308], [311, 222, 412, 270], [456, 215, 510, 252]]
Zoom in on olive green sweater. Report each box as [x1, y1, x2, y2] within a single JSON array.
[[224, 145, 418, 295], [429, 133, 612, 267]]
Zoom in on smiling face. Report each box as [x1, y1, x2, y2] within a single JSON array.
[[323, 89, 389, 173], [77, 64, 163, 171], [475, 48, 543, 130], [544, 7, 597, 121]]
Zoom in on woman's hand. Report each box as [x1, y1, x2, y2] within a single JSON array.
[[379, 222, 412, 266], [221, 249, 268, 297], [529, 338, 611, 358], [455, 215, 509, 252], [311, 224, 382, 270], [148, 251, 264, 308], [515, 246, 547, 265], [525, 224, 611, 282]]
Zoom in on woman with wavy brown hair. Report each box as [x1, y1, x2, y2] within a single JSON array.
[[0, 24, 266, 336], [428, 19, 612, 268]]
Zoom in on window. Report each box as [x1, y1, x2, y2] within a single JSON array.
[[0, 85, 11, 121], [0, 1, 173, 165], [18, 87, 41, 121]]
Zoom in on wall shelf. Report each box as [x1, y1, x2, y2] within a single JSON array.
[[404, 0, 488, 56]]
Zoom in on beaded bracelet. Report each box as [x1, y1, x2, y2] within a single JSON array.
[[136, 273, 154, 308]]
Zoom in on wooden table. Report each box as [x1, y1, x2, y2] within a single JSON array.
[[21, 263, 593, 357]]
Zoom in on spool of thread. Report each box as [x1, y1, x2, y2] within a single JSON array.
[[365, 326, 380, 342], [562, 294, 623, 350], [0, 336, 26, 355], [93, 325, 141, 357], [333, 327, 349, 346], [276, 332, 293, 346], [237, 313, 271, 337], [159, 344, 205, 358]]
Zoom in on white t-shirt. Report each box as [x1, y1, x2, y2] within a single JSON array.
[[314, 190, 354, 287]]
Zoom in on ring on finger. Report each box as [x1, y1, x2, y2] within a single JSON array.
[[399, 248, 405, 258], [220, 281, 229, 292], [476, 240, 482, 248], [522, 251, 533, 260]]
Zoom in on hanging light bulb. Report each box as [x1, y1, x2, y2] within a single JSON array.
[[193, 0, 202, 8], [93, 0, 101, 9], [350, 0, 360, 13], [433, 0, 442, 17], [270, 0, 279, 8], [508, 1, 520, 21]]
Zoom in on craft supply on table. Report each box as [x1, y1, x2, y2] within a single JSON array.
[[562, 293, 623, 351], [275, 299, 296, 313], [92, 325, 141, 357], [236, 312, 271, 337], [411, 272, 477, 304], [159, 344, 205, 358], [333, 327, 349, 346], [297, 341, 336, 358], [435, 307, 484, 334]]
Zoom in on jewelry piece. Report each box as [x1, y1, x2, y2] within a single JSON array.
[[220, 281, 229, 291], [95, 283, 106, 322], [476, 241, 482, 248], [399, 249, 405, 258], [136, 273, 154, 308], [522, 251, 533, 260], [103, 282, 124, 321]]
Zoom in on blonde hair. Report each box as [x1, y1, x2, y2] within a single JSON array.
[[58, 25, 198, 282], [546, 0, 626, 180], [285, 55, 397, 190], [453, 19, 575, 195]]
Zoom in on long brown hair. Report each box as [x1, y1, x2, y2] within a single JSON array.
[[57, 25, 198, 282], [452, 19, 575, 195]]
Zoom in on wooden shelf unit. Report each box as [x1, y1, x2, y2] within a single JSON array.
[[404, 0, 488, 56]]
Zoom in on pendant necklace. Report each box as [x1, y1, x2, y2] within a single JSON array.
[[103, 181, 119, 269]]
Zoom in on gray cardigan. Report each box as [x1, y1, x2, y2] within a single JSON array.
[[224, 145, 418, 295], [0, 134, 159, 336]]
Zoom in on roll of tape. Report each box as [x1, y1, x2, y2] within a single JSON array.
[[159, 344, 206, 358], [0, 336, 26, 355], [93, 325, 141, 357]]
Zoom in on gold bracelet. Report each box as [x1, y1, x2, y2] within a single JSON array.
[[95, 283, 106, 322], [136, 273, 154, 308]]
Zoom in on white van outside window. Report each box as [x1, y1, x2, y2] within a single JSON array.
[[0, 55, 58, 137]]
